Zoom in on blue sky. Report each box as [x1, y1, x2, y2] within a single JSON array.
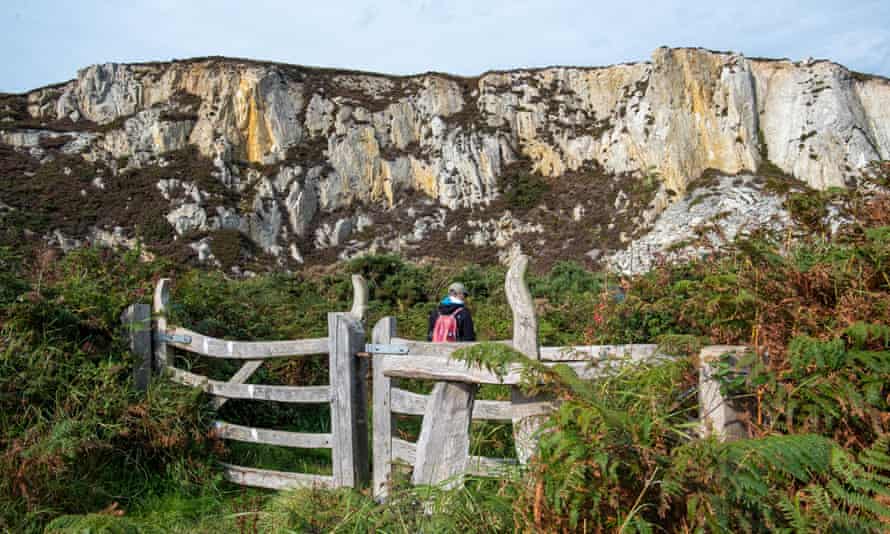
[[2, 0, 889, 93]]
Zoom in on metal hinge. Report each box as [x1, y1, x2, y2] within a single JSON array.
[[156, 332, 192, 345], [363, 343, 409, 354]]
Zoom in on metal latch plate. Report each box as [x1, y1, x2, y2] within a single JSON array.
[[158, 332, 193, 344], [364, 343, 409, 354]]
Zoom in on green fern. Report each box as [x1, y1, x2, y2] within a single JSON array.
[[666, 434, 890, 531]]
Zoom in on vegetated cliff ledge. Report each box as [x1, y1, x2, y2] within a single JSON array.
[[1, 47, 889, 273]]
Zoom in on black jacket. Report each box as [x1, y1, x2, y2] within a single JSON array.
[[427, 303, 476, 342]]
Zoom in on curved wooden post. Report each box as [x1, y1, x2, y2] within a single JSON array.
[[350, 274, 368, 321], [506, 255, 547, 464], [506, 255, 539, 360], [153, 278, 171, 372]]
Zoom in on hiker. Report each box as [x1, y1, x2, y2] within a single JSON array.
[[428, 282, 476, 342]]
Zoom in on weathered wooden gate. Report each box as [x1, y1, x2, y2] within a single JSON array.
[[122, 275, 370, 490], [368, 255, 746, 500], [122, 256, 746, 496]]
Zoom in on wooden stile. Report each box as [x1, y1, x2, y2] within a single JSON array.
[[138, 275, 371, 492], [137, 262, 753, 496]]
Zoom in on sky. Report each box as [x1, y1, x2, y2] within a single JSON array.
[[2, 0, 889, 93]]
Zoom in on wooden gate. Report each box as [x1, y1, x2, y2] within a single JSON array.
[[368, 255, 746, 500], [121, 256, 747, 497], [122, 275, 370, 490]]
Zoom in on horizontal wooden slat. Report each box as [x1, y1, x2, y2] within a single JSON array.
[[213, 421, 332, 448], [540, 344, 659, 361], [381, 355, 522, 384], [389, 340, 664, 363], [212, 360, 264, 409], [391, 338, 512, 357], [380, 354, 599, 384], [475, 400, 518, 421], [166, 367, 331, 403], [220, 463, 334, 490], [390, 387, 426, 415], [466, 455, 519, 477], [392, 437, 417, 464], [390, 438, 517, 477], [167, 366, 211, 387], [167, 326, 328, 359], [209, 382, 331, 403], [391, 388, 514, 421]]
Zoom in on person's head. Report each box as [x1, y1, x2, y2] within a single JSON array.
[[447, 282, 469, 301]]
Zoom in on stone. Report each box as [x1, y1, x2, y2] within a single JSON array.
[[166, 204, 207, 235], [7, 48, 890, 273], [606, 175, 793, 275]]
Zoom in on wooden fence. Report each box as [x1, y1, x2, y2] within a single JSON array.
[[123, 256, 746, 497], [121, 275, 370, 490]]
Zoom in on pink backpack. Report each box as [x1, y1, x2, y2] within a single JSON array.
[[431, 310, 461, 342]]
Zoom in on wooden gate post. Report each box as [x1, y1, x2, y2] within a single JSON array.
[[411, 381, 476, 489], [372, 316, 396, 501], [121, 303, 152, 391], [506, 254, 547, 464], [153, 278, 171, 372], [328, 312, 369, 488], [698, 346, 747, 441]]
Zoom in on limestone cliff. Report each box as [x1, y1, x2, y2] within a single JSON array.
[[1, 48, 888, 272]]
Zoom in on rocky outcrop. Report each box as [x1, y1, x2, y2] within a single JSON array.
[[2, 48, 888, 271], [606, 175, 792, 274]]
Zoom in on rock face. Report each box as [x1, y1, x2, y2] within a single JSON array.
[[607, 174, 792, 275], [1, 48, 888, 271]]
